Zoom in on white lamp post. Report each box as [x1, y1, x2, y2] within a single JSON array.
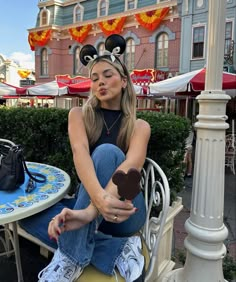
[[163, 0, 230, 281]]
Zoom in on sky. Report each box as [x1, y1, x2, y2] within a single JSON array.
[[0, 0, 39, 70]]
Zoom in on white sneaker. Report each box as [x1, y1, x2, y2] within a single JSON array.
[[38, 249, 83, 282], [116, 236, 145, 282]]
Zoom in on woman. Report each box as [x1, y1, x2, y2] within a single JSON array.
[[33, 35, 150, 282]]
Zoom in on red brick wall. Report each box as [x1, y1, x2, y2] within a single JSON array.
[[35, 18, 181, 82]]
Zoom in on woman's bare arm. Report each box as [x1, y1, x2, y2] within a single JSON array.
[[94, 118, 151, 221], [68, 107, 150, 222]]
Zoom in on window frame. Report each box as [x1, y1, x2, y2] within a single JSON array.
[[40, 48, 48, 76], [155, 33, 169, 68], [73, 46, 82, 75], [124, 38, 135, 72], [224, 20, 233, 55], [97, 42, 105, 56], [40, 7, 50, 26], [191, 24, 206, 60], [97, 0, 109, 17], [125, 0, 137, 11], [73, 3, 84, 23]]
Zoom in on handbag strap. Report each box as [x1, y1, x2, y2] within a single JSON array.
[[22, 158, 47, 183]]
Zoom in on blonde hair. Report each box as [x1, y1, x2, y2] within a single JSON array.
[[82, 56, 136, 152]]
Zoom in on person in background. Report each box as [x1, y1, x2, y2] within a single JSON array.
[[20, 34, 150, 282], [184, 127, 194, 177]]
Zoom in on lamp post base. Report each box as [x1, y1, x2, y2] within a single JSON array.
[[162, 268, 228, 282]]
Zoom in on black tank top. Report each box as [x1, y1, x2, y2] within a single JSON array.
[[90, 108, 123, 154]]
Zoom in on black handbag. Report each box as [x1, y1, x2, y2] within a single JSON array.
[[0, 139, 46, 192]]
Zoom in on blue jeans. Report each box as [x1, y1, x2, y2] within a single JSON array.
[[19, 144, 146, 275]]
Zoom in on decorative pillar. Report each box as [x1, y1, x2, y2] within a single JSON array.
[[163, 1, 230, 281]]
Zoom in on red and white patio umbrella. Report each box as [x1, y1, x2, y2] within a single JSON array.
[[27, 81, 68, 96], [26, 79, 143, 97], [67, 79, 91, 96], [149, 68, 236, 95], [0, 82, 27, 97]]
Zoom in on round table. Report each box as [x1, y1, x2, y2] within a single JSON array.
[[0, 162, 71, 282]]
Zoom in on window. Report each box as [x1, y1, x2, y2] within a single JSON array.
[[40, 8, 50, 26], [125, 38, 135, 71], [125, 0, 136, 10], [98, 0, 109, 17], [73, 47, 82, 75], [225, 21, 233, 55], [74, 4, 84, 23], [41, 48, 48, 76], [156, 33, 168, 67], [192, 26, 205, 59], [98, 43, 105, 56]]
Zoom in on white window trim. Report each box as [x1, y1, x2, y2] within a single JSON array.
[[191, 23, 206, 60], [97, 0, 109, 18], [73, 3, 84, 23], [125, 38, 135, 71], [156, 0, 170, 3], [156, 33, 169, 68], [73, 46, 82, 75], [125, 0, 137, 11], [226, 18, 234, 41], [40, 48, 49, 77], [40, 7, 50, 26]]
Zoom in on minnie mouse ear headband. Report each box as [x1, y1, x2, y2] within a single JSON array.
[[79, 34, 126, 67]]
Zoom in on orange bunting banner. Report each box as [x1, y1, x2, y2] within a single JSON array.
[[68, 24, 92, 43], [28, 29, 52, 51], [98, 17, 126, 36], [135, 7, 170, 31]]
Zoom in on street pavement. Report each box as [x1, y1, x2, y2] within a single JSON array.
[[0, 169, 235, 282]]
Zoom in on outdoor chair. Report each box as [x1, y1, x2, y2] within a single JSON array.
[[225, 134, 236, 175], [7, 157, 171, 282], [77, 157, 170, 282]]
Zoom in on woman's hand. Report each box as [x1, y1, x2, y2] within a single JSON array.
[[94, 190, 136, 224], [48, 206, 97, 241]]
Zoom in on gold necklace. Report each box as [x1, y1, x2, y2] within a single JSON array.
[[102, 113, 122, 135]]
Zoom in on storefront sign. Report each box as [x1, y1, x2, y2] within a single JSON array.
[[130, 69, 167, 85], [20, 79, 35, 86], [55, 74, 88, 84]]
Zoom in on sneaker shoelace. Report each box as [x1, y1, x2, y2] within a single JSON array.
[[116, 237, 144, 282], [38, 251, 78, 281]]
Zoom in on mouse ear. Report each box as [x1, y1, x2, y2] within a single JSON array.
[[79, 44, 98, 66], [112, 170, 126, 186], [105, 34, 126, 56], [128, 168, 141, 183]]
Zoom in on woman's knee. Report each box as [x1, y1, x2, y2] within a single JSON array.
[[91, 144, 125, 188], [92, 144, 123, 157], [92, 144, 125, 167]]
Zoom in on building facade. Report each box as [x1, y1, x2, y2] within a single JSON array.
[[29, 0, 181, 82], [29, 0, 236, 84], [28, 0, 235, 120], [0, 55, 23, 85], [178, 0, 236, 74]]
